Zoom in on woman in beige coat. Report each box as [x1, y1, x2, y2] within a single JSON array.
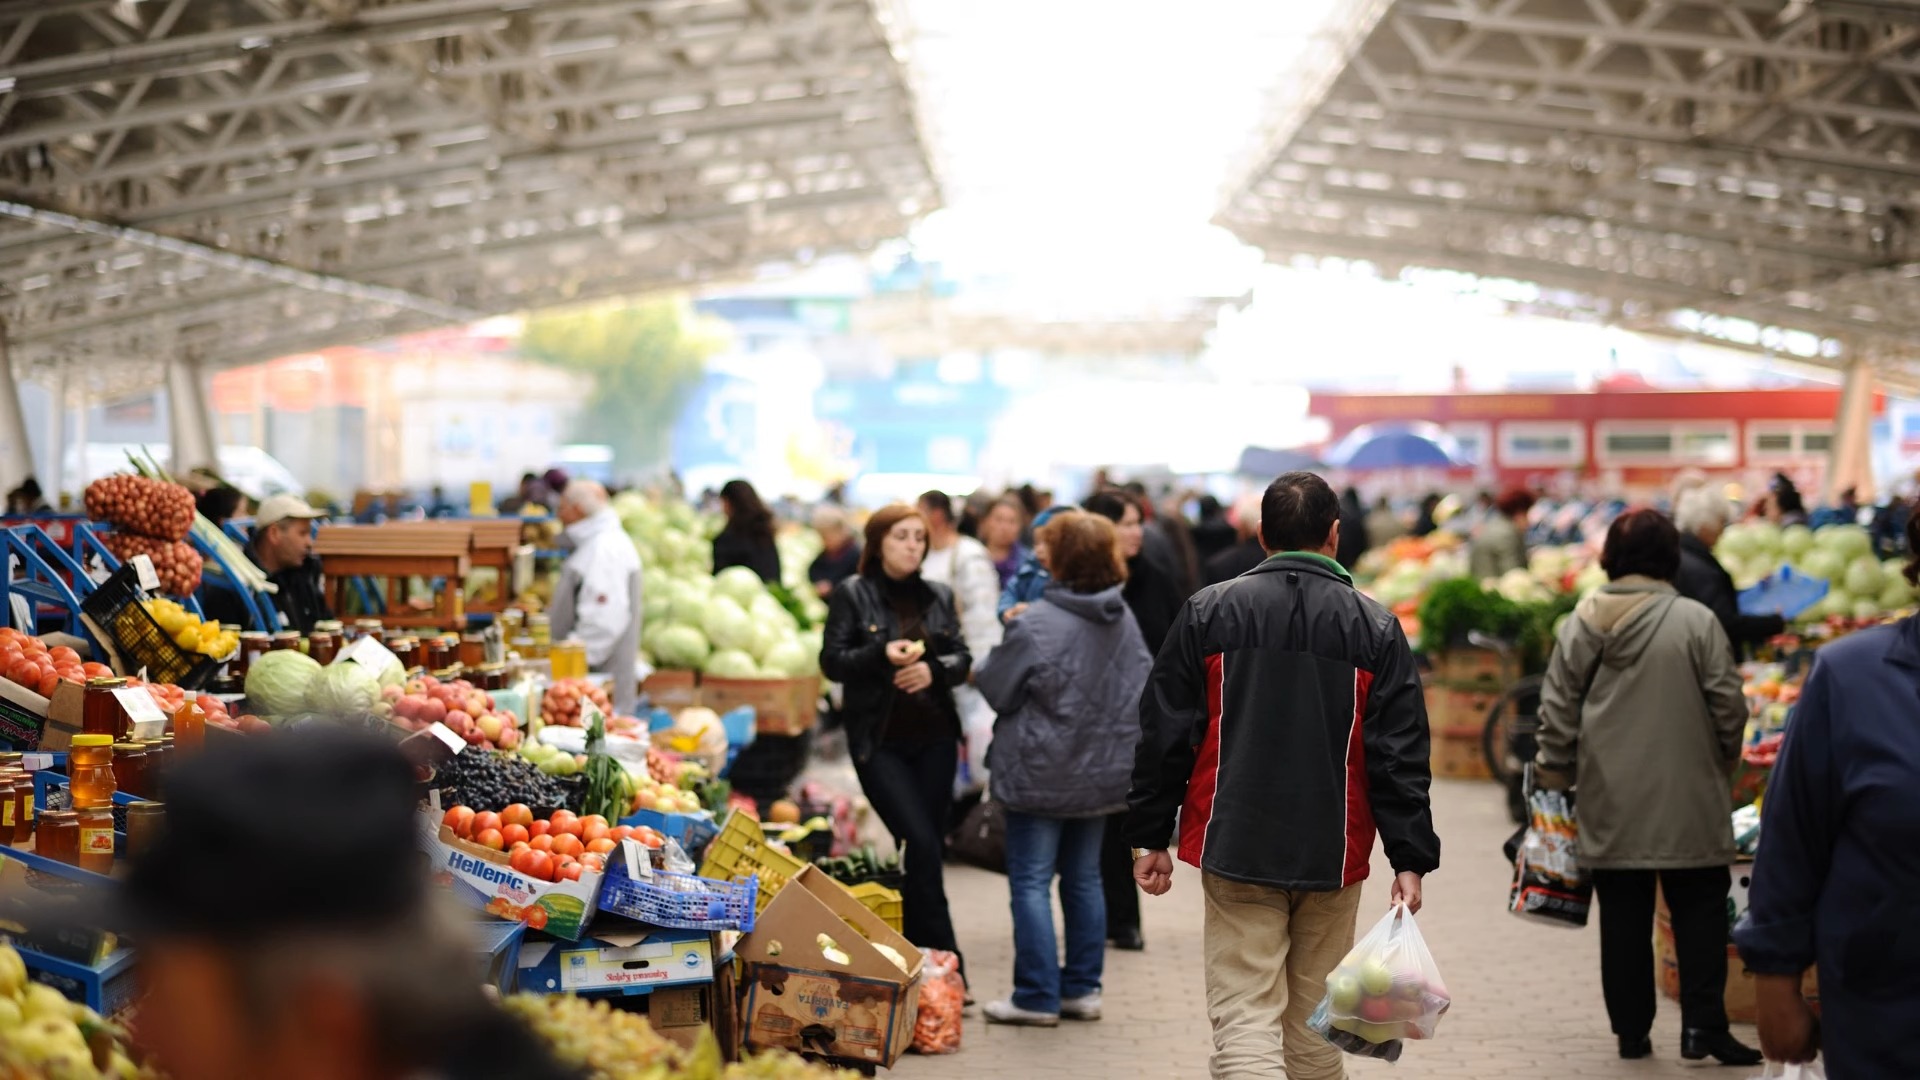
[[1536, 508, 1758, 1067]]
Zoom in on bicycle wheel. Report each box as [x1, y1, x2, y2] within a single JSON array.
[[1480, 674, 1544, 786]]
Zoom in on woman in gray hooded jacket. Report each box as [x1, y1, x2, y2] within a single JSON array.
[[973, 510, 1154, 1028]]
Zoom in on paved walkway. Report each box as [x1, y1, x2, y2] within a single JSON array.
[[896, 779, 1759, 1078]]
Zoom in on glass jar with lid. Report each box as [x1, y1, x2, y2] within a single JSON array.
[[459, 633, 488, 668], [0, 768, 20, 845], [308, 630, 340, 665], [12, 772, 35, 848], [82, 678, 129, 740], [124, 802, 166, 857], [351, 618, 383, 643], [111, 743, 150, 800], [270, 632, 302, 652], [426, 636, 455, 670], [36, 810, 79, 864], [76, 806, 114, 873], [235, 632, 272, 676], [69, 735, 117, 808]]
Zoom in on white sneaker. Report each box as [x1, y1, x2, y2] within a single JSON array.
[[983, 999, 1060, 1027], [1060, 993, 1102, 1021]]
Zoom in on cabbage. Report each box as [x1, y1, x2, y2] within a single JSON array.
[[750, 593, 799, 633], [1814, 524, 1872, 562], [704, 648, 760, 679], [343, 644, 405, 690], [246, 650, 322, 716], [748, 620, 787, 663], [668, 584, 709, 628], [1814, 589, 1853, 619], [1797, 549, 1844, 583], [700, 595, 756, 652], [758, 639, 813, 678], [653, 625, 712, 670], [1779, 524, 1814, 559], [1854, 599, 1882, 619], [714, 565, 768, 608], [307, 661, 381, 716], [1843, 556, 1884, 598], [1879, 577, 1914, 610]]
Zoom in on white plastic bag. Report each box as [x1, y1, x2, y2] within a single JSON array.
[[1748, 1061, 1824, 1080], [1309, 903, 1451, 1061]]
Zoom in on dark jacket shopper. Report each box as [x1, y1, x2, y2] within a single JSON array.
[[974, 512, 1153, 1026], [819, 504, 971, 973], [712, 478, 782, 584], [1084, 489, 1191, 951], [1125, 472, 1438, 1080], [1672, 486, 1785, 658], [1735, 521, 1920, 1078], [1535, 508, 1759, 1067]]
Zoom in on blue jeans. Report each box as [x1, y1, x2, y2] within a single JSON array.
[[1004, 809, 1106, 1014]]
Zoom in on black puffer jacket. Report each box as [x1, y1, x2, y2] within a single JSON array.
[[1125, 553, 1440, 890], [819, 573, 972, 762]]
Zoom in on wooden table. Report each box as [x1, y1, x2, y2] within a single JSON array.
[[315, 523, 472, 630]]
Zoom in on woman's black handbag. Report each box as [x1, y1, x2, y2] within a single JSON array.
[[947, 795, 1007, 873]]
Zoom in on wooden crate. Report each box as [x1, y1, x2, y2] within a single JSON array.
[[643, 669, 701, 710], [315, 522, 472, 629], [1431, 728, 1491, 781], [1423, 684, 1501, 733], [1427, 647, 1520, 690], [1655, 910, 1819, 1023], [701, 676, 819, 736]]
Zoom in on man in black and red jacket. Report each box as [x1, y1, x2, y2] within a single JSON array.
[[1124, 471, 1441, 1080]]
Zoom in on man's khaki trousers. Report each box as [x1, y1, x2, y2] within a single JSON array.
[[1203, 872, 1364, 1080]]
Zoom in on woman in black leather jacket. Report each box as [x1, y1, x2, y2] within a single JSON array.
[[820, 503, 972, 972]]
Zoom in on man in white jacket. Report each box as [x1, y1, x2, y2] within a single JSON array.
[[549, 480, 642, 714], [917, 490, 1003, 795]]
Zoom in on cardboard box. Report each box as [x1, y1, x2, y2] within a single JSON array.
[[737, 865, 923, 1067], [643, 670, 701, 710], [418, 811, 605, 941], [1431, 728, 1492, 781], [701, 676, 818, 736], [0, 678, 85, 751], [515, 922, 715, 995]]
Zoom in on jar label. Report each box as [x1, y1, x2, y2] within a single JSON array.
[[1, 802, 11, 827], [23, 801, 33, 822], [81, 827, 114, 854]]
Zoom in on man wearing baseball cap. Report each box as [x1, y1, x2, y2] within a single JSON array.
[[202, 493, 332, 633]]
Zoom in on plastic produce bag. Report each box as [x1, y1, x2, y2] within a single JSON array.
[[1509, 771, 1592, 928], [1309, 904, 1451, 1061], [910, 949, 964, 1054], [1748, 1061, 1824, 1079]]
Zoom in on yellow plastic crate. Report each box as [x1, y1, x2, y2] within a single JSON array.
[[698, 810, 808, 914], [849, 880, 904, 935]]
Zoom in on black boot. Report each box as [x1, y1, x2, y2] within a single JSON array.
[[1682, 1029, 1763, 1067], [1618, 1036, 1653, 1060], [1109, 926, 1144, 951]]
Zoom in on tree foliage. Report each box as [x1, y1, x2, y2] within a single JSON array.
[[519, 298, 722, 472]]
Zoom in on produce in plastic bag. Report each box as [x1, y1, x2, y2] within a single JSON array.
[[910, 948, 964, 1054], [1509, 782, 1593, 928], [1748, 1061, 1825, 1079], [1310, 904, 1450, 1060]]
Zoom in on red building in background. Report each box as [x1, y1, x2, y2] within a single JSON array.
[[1310, 380, 1871, 496]]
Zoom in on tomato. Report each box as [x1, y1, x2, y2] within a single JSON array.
[[528, 819, 552, 838], [529, 834, 555, 854], [547, 810, 580, 836], [443, 806, 476, 838], [475, 828, 505, 851], [500, 824, 530, 848], [522, 905, 549, 931], [523, 850, 554, 882], [471, 811, 502, 836], [82, 662, 113, 680], [579, 814, 609, 834], [607, 825, 634, 844], [581, 821, 611, 844], [509, 847, 535, 875], [586, 837, 616, 855], [639, 831, 664, 850], [579, 853, 606, 873], [553, 862, 584, 883], [500, 803, 534, 829], [550, 833, 585, 859], [48, 646, 79, 667]]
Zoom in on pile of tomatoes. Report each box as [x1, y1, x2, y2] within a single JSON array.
[[0, 628, 112, 697], [440, 803, 667, 884]]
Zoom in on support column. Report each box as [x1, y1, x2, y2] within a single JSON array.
[[167, 354, 218, 478], [1828, 353, 1878, 503], [0, 319, 37, 495], [43, 365, 65, 507]]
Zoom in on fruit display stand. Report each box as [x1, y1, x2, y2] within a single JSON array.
[[379, 518, 531, 616], [79, 563, 223, 690], [315, 522, 471, 629]]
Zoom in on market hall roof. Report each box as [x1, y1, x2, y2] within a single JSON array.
[[1216, 0, 1920, 392], [0, 0, 938, 389]]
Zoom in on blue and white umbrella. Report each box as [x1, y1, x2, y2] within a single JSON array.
[[1325, 423, 1469, 472]]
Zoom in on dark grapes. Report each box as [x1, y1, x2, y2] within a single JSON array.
[[431, 748, 572, 813]]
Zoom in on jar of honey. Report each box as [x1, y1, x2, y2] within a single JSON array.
[[478, 663, 508, 691], [270, 632, 302, 652], [0, 768, 20, 845], [124, 802, 165, 857], [392, 637, 422, 670], [308, 630, 339, 665], [36, 810, 79, 865], [353, 618, 383, 642], [76, 806, 114, 874], [12, 772, 35, 848], [235, 632, 271, 676], [68, 735, 117, 809], [82, 678, 129, 741], [459, 634, 487, 668], [111, 743, 150, 800]]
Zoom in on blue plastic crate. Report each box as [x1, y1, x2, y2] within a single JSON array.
[[597, 853, 756, 932], [1739, 566, 1830, 619], [620, 806, 720, 855], [472, 919, 527, 995], [19, 943, 138, 1016]]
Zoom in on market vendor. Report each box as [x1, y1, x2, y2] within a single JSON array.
[[200, 493, 331, 633], [549, 479, 641, 714], [1673, 485, 1786, 658], [24, 730, 575, 1080]]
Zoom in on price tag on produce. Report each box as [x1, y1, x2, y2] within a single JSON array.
[[130, 555, 161, 594], [621, 837, 652, 881], [338, 634, 402, 675], [114, 686, 169, 739], [426, 722, 465, 757]]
